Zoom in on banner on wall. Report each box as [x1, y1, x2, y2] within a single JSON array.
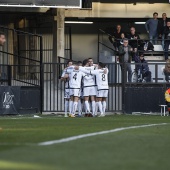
[[0, 0, 81, 8], [0, 86, 20, 115]]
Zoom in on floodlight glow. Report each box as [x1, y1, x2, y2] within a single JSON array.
[[134, 22, 146, 24], [65, 21, 93, 24]]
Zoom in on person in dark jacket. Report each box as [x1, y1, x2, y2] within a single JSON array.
[[163, 59, 170, 82], [135, 53, 151, 82], [164, 20, 170, 60], [127, 27, 140, 49], [108, 24, 124, 50], [157, 13, 168, 49], [118, 38, 133, 82]]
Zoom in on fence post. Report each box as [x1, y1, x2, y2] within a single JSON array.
[[40, 36, 43, 113], [121, 62, 126, 113], [7, 65, 11, 86]]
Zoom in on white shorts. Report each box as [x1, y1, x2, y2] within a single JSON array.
[[83, 86, 96, 97], [96, 90, 108, 98], [64, 88, 70, 99], [70, 88, 81, 97]]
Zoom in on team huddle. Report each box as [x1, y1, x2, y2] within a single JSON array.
[[60, 58, 109, 117]]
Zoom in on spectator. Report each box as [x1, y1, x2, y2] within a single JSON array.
[[119, 33, 125, 45], [118, 38, 133, 82], [135, 53, 151, 82], [0, 32, 6, 46], [145, 12, 159, 45], [0, 32, 6, 80], [158, 13, 168, 49], [127, 27, 140, 50], [164, 20, 170, 60], [163, 59, 170, 82], [109, 24, 124, 50]]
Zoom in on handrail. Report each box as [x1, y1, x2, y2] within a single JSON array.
[[99, 29, 114, 38], [58, 56, 76, 63], [0, 50, 40, 63], [0, 26, 42, 37], [98, 28, 170, 53], [98, 41, 117, 52]]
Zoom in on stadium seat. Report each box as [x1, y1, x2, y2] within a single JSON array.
[[159, 105, 167, 116], [154, 45, 163, 51]]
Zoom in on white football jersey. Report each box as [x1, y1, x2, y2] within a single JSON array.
[[80, 67, 108, 90], [66, 69, 84, 89], [81, 67, 96, 87], [61, 69, 69, 88]]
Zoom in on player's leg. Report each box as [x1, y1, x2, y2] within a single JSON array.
[[69, 96, 74, 116], [72, 89, 80, 117], [90, 86, 96, 116], [97, 90, 106, 117], [64, 89, 70, 117], [83, 87, 91, 116], [102, 90, 108, 115]]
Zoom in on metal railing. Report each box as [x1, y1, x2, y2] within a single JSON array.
[[98, 28, 170, 61]]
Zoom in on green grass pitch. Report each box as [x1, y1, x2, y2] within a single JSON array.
[[0, 115, 170, 170]]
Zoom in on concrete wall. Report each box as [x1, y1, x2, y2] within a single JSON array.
[[65, 3, 170, 18]]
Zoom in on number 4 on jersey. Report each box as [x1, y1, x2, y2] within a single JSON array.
[[73, 73, 77, 80]]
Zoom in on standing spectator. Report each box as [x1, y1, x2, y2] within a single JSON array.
[[127, 27, 140, 60], [158, 13, 168, 49], [109, 24, 124, 50], [0, 32, 6, 79], [163, 59, 170, 82], [118, 38, 133, 82], [0, 32, 6, 46], [164, 20, 170, 60], [118, 33, 125, 47], [145, 12, 159, 45]]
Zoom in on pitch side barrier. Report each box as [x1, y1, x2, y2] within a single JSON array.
[[109, 62, 169, 114]]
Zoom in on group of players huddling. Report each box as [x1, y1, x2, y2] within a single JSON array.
[[60, 58, 109, 117]]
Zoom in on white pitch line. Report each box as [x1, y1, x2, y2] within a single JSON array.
[[38, 123, 168, 146]]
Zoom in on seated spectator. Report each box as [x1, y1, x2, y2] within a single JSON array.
[[134, 53, 151, 82], [163, 59, 170, 82], [127, 27, 141, 50]]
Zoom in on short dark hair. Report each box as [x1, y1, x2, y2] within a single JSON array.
[[153, 12, 158, 16], [98, 62, 106, 68], [77, 61, 82, 65], [123, 38, 128, 42], [66, 59, 72, 65], [88, 58, 93, 60], [0, 32, 5, 36], [83, 59, 88, 66], [139, 52, 144, 57]]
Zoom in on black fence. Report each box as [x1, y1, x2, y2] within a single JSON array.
[[42, 62, 170, 113]]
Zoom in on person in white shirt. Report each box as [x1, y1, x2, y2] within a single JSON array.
[[82, 59, 96, 117], [64, 61, 84, 117], [60, 60, 73, 117], [76, 62, 109, 117]]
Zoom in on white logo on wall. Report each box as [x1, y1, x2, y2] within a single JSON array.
[[3, 92, 14, 109]]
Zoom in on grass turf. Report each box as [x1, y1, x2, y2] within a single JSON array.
[[0, 115, 170, 170]]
